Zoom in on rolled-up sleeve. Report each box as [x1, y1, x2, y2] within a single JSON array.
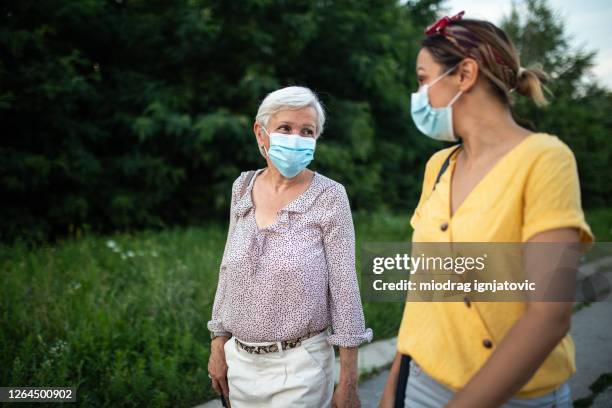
[[206, 178, 240, 336], [321, 184, 373, 347], [522, 143, 594, 243]]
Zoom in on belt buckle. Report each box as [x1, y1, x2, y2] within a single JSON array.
[[236, 328, 325, 354], [282, 338, 302, 351]]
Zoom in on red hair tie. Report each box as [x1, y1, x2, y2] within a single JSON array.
[[425, 11, 465, 36]]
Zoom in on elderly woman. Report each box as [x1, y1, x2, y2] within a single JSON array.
[[207, 86, 373, 408]]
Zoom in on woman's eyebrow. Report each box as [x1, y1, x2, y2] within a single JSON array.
[[276, 121, 315, 129]]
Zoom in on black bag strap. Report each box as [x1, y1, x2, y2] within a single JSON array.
[[433, 143, 462, 191], [394, 355, 412, 408], [394, 144, 462, 408]]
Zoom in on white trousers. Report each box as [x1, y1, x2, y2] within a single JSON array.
[[224, 330, 335, 408]]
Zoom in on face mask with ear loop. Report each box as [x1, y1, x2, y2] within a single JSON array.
[[410, 64, 463, 142], [259, 127, 316, 179]]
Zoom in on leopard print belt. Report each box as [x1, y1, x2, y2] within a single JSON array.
[[234, 329, 326, 354]]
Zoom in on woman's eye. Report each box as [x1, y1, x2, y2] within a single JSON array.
[[302, 129, 314, 137]]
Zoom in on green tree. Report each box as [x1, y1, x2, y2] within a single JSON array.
[[0, 0, 444, 242], [1, 0, 609, 243], [502, 0, 612, 207]]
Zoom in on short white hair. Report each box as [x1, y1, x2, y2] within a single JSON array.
[[255, 86, 326, 138]]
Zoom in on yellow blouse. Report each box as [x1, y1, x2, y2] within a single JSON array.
[[397, 133, 594, 398]]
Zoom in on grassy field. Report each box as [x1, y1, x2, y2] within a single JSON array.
[[1, 225, 230, 406], [1, 209, 610, 407], [0, 212, 411, 407]]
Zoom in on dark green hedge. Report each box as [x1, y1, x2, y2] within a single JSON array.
[[1, 0, 610, 243]]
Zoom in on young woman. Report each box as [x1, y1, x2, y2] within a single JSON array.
[[379, 11, 594, 408]]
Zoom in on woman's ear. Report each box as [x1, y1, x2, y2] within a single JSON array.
[[254, 122, 265, 145], [458, 58, 479, 92]]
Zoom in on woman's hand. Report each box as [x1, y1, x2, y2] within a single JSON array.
[[333, 380, 360, 408], [208, 336, 231, 399], [377, 389, 395, 408], [378, 352, 403, 407]]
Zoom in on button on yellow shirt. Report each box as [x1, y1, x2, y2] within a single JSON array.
[[397, 133, 594, 398]]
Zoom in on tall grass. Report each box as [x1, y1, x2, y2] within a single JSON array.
[[1, 225, 227, 406]]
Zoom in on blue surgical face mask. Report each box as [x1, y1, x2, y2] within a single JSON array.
[[262, 128, 316, 178], [410, 65, 463, 142]]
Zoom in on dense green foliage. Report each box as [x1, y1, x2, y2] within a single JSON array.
[[0, 0, 426, 242], [1, 0, 610, 243]]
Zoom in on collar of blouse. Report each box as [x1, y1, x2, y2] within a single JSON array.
[[232, 168, 324, 223]]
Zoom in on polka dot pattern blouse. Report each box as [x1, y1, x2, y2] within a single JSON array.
[[207, 168, 373, 347]]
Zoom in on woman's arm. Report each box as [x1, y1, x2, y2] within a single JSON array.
[[206, 178, 239, 338], [378, 352, 403, 407], [321, 184, 373, 347], [207, 249, 232, 396], [333, 347, 360, 408], [207, 177, 242, 398], [446, 227, 580, 408], [321, 183, 373, 407]]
